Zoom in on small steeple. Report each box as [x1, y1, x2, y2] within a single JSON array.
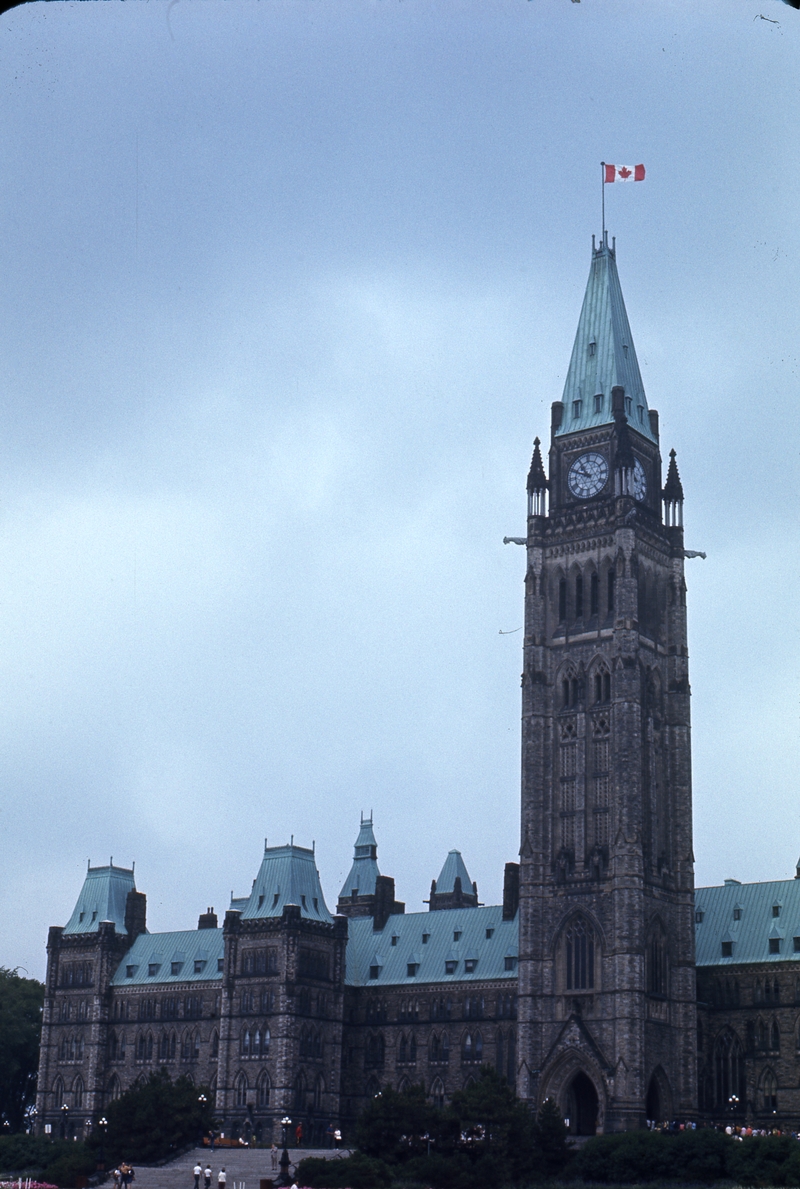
[[427, 849, 479, 911], [557, 233, 656, 444], [663, 449, 684, 527], [526, 438, 548, 516]]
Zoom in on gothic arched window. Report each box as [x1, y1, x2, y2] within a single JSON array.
[[564, 918, 596, 991], [72, 1076, 83, 1109], [235, 1073, 248, 1108], [771, 1020, 780, 1051], [590, 572, 599, 618], [713, 1029, 745, 1108], [431, 1077, 445, 1108], [647, 926, 668, 996], [257, 1072, 270, 1108], [760, 1068, 778, 1114]]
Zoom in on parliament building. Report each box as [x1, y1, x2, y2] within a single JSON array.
[[35, 235, 798, 1141]]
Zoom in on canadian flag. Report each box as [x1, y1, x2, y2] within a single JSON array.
[[604, 163, 645, 183]]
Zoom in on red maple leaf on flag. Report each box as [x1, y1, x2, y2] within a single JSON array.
[[618, 166, 632, 179]]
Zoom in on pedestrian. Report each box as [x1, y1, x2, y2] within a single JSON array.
[[218, 1168, 226, 1189], [194, 1162, 202, 1189], [270, 1145, 278, 1172], [295, 1123, 303, 1147], [204, 1166, 212, 1189], [113, 1169, 121, 1189], [210, 1133, 215, 1154]]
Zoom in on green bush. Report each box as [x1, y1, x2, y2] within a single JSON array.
[[294, 1151, 393, 1187], [727, 1134, 800, 1187], [41, 1146, 98, 1188], [572, 1128, 729, 1184], [0, 1134, 73, 1173]]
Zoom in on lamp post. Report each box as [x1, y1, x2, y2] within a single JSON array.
[[198, 1095, 208, 1148], [278, 1117, 292, 1188], [60, 1104, 69, 1141], [97, 1117, 108, 1171]]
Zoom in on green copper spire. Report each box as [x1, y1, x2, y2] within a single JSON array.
[[557, 232, 656, 444]]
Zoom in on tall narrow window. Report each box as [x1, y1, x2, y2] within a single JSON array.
[[607, 570, 615, 614], [575, 576, 584, 619], [590, 574, 599, 618], [562, 679, 570, 708], [559, 579, 567, 622], [594, 392, 603, 413], [565, 918, 596, 991]]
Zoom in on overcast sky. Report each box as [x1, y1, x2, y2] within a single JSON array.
[[1, 0, 798, 981]]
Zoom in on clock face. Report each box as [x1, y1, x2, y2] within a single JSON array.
[[632, 458, 647, 501], [568, 452, 608, 499]]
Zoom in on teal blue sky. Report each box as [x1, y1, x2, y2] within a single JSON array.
[[1, 0, 798, 979]]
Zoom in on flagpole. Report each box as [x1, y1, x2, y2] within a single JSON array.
[[601, 161, 605, 242]]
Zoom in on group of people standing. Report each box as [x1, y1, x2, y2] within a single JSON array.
[[193, 1162, 226, 1189]]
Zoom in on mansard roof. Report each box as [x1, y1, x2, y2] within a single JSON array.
[[558, 233, 656, 444], [695, 877, 800, 966], [63, 863, 136, 936], [339, 814, 380, 900], [234, 841, 333, 924], [435, 849, 474, 895], [344, 905, 517, 986], [110, 928, 223, 986]]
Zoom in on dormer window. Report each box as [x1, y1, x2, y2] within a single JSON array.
[[594, 393, 603, 414], [313, 898, 318, 910], [637, 405, 644, 424], [258, 894, 265, 909], [623, 344, 629, 357], [407, 962, 419, 977], [773, 904, 781, 918], [733, 908, 742, 921], [391, 935, 398, 947], [769, 938, 781, 954], [79, 912, 85, 923], [273, 893, 279, 908], [486, 928, 494, 939], [625, 396, 633, 416], [301, 895, 307, 909], [695, 910, 704, 924], [369, 965, 379, 980], [91, 911, 97, 922], [721, 941, 733, 958], [126, 965, 136, 979], [465, 958, 477, 973], [217, 958, 224, 972], [588, 340, 596, 357], [194, 960, 206, 974], [572, 399, 582, 420], [445, 960, 457, 975], [148, 963, 160, 977], [453, 930, 462, 942], [171, 961, 183, 976], [422, 933, 430, 945]]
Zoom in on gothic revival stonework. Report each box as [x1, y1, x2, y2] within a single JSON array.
[[516, 233, 697, 1132], [37, 237, 800, 1142]]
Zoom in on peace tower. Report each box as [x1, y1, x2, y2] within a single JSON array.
[[516, 232, 697, 1132]]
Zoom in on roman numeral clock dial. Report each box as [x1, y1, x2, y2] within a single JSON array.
[[567, 452, 608, 498]]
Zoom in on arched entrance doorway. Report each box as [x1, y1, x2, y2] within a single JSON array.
[[646, 1075, 660, 1123], [565, 1071, 598, 1136]]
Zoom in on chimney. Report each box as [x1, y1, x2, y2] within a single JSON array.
[[502, 862, 520, 921], [198, 907, 218, 930], [124, 890, 147, 941], [373, 875, 397, 933]]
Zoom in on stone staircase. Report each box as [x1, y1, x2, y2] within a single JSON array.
[[129, 1147, 352, 1189]]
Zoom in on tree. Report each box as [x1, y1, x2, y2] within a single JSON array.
[[91, 1070, 215, 1164], [447, 1066, 537, 1180], [533, 1097, 571, 1175], [355, 1083, 444, 1164], [0, 967, 44, 1132]]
